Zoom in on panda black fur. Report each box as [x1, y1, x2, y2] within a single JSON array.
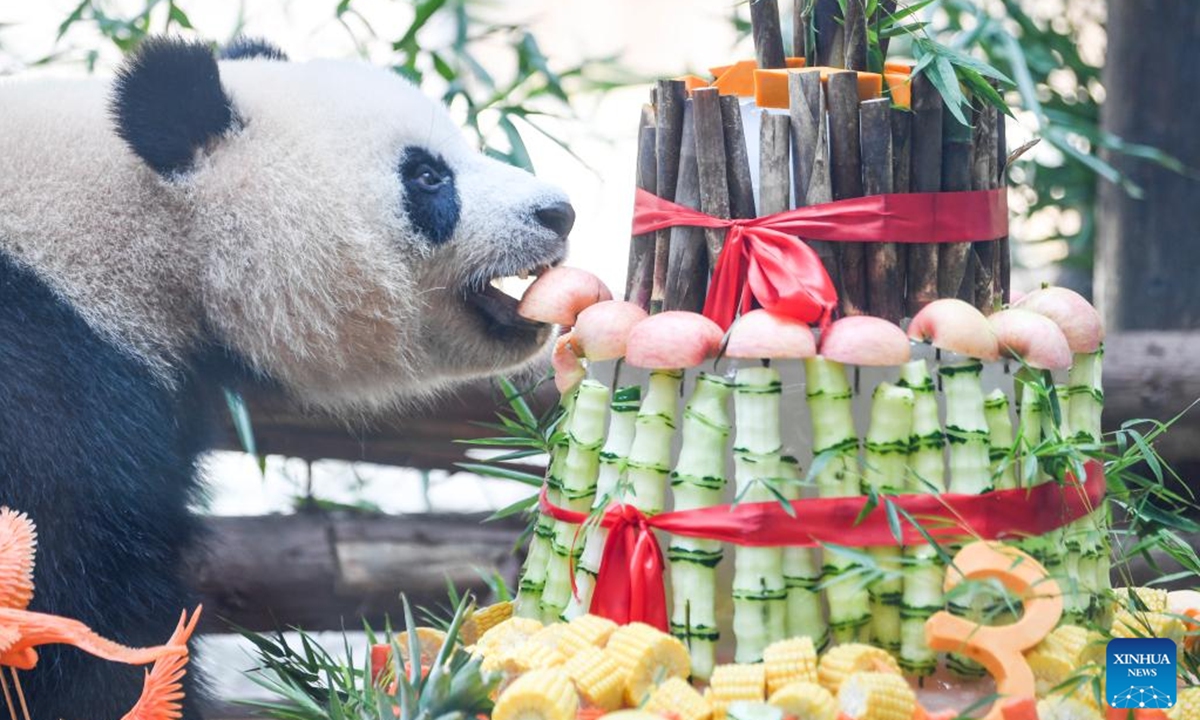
[[0, 37, 573, 717]]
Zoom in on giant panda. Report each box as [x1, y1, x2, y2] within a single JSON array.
[[0, 36, 574, 718]]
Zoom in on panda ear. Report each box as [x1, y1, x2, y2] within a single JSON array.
[[220, 37, 288, 61], [110, 37, 235, 177]]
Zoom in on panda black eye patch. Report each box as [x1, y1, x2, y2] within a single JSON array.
[[400, 147, 460, 245]]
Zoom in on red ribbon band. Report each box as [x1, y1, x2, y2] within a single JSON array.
[[541, 460, 1104, 630], [631, 187, 1009, 330]]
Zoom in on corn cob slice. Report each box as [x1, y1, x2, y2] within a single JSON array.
[[862, 382, 914, 655], [1035, 697, 1102, 720], [817, 644, 900, 694], [493, 667, 579, 720], [569, 385, 642, 619], [482, 639, 567, 675], [804, 357, 867, 644], [670, 372, 733, 679], [563, 645, 625, 711], [763, 636, 819, 696], [1168, 686, 1199, 720], [1112, 586, 1170, 613], [606, 621, 691, 706], [646, 677, 713, 720], [1025, 645, 1074, 695], [461, 601, 514, 646], [1041, 624, 1092, 662], [476, 616, 544, 657], [896, 359, 944, 678], [732, 365, 787, 662], [709, 663, 767, 720], [558, 613, 618, 656], [518, 394, 576, 618], [836, 672, 915, 720], [778, 456, 828, 651], [768, 681, 837, 720], [1111, 608, 1186, 641], [543, 380, 610, 621]]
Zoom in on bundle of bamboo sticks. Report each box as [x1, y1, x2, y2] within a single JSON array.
[[623, 0, 1009, 322]]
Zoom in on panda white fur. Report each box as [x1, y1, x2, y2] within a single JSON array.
[[0, 37, 573, 717]]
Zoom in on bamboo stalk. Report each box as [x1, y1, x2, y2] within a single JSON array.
[[861, 98, 901, 322], [996, 92, 1011, 304], [937, 105, 973, 299], [842, 0, 868, 71], [827, 71, 867, 316], [665, 100, 708, 313], [750, 0, 787, 69], [720, 95, 757, 220], [625, 117, 658, 311], [890, 107, 912, 317], [789, 72, 838, 290], [760, 112, 792, 216], [970, 99, 998, 314], [793, 0, 811, 62], [694, 88, 731, 268], [814, 0, 845, 68], [653, 79, 687, 313], [906, 73, 942, 315]]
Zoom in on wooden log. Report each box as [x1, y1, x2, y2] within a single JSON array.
[[970, 99, 998, 313], [693, 88, 731, 268], [665, 101, 708, 313], [814, 0, 845, 68], [827, 71, 867, 316], [996, 97, 1010, 305], [720, 95, 757, 220], [906, 73, 942, 315], [759, 112, 792, 215], [937, 105, 973, 299], [750, 0, 787, 69], [890, 107, 912, 317], [653, 80, 687, 313], [187, 512, 525, 633], [861, 98, 901, 322], [625, 118, 657, 310], [790, 71, 839, 290], [842, 0, 869, 71], [793, 0, 810, 62]]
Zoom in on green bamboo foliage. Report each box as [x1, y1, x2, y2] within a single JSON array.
[[779, 455, 828, 652], [668, 373, 733, 680], [566, 385, 641, 619], [896, 359, 945, 677], [732, 366, 787, 662], [803, 356, 868, 643], [541, 380, 610, 621], [516, 393, 577, 618], [862, 383, 915, 655]]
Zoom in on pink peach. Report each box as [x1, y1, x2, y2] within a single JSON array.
[[571, 301, 649, 361], [725, 310, 818, 360], [820, 315, 911, 366], [1013, 287, 1104, 354], [517, 266, 613, 326], [988, 308, 1073, 370], [625, 312, 724, 369], [907, 298, 1001, 361]]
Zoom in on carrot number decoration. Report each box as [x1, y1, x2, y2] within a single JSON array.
[[0, 507, 200, 720], [924, 542, 1063, 720]]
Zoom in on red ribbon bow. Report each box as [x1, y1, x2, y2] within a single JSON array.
[[631, 187, 1008, 330], [540, 461, 1103, 631]]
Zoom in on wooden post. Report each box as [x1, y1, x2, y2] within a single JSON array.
[[750, 0, 787, 69], [720, 95, 757, 220], [970, 99, 998, 313], [996, 106, 1010, 304], [760, 112, 792, 215], [891, 107, 912, 316], [693, 88, 732, 268], [938, 105, 972, 300], [827, 70, 867, 315], [793, 0, 811, 62], [790, 71, 838, 292], [842, 0, 869, 71], [665, 101, 707, 313], [907, 73, 942, 315], [861, 98, 901, 322], [814, 0, 844, 68], [653, 80, 687, 313], [625, 114, 657, 310]]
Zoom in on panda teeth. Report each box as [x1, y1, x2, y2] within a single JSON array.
[[490, 275, 536, 300]]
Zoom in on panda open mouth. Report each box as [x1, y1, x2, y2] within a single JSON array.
[[464, 263, 557, 330]]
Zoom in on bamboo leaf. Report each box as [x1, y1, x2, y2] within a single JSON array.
[[453, 462, 544, 486]]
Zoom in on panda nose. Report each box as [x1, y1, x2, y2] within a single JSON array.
[[535, 201, 576, 238]]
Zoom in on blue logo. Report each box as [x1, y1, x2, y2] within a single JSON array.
[[1106, 638, 1177, 709]]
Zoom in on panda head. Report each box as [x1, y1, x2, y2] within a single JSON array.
[[110, 38, 574, 409]]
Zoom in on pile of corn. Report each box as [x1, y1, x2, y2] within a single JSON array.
[[473, 617, 920, 720]]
